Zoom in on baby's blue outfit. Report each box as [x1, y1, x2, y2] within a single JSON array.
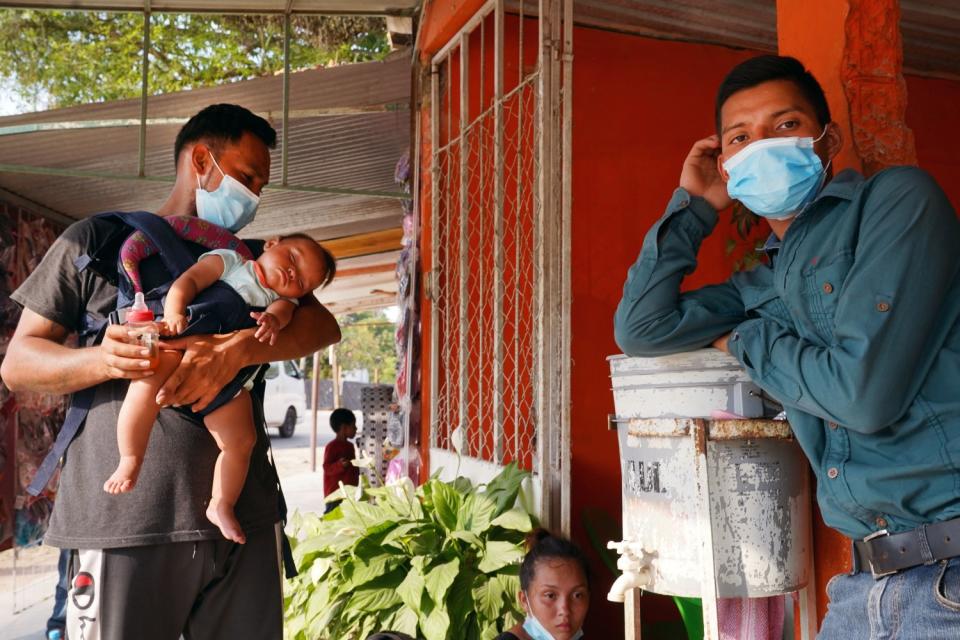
[[201, 249, 297, 308]]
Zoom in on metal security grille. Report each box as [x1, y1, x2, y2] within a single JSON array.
[[427, 0, 571, 531], [430, 2, 541, 471]]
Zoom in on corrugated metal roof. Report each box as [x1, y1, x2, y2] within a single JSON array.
[[0, 53, 411, 311], [506, 0, 960, 80], [0, 1, 420, 15], [0, 54, 412, 242]]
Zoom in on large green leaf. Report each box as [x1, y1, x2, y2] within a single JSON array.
[[450, 530, 484, 548], [480, 463, 530, 517], [342, 555, 403, 591], [489, 508, 533, 532], [348, 586, 403, 612], [420, 605, 451, 640], [391, 605, 420, 635], [396, 564, 426, 614], [406, 527, 443, 556], [353, 520, 401, 560], [458, 492, 499, 534], [472, 573, 505, 620], [423, 556, 460, 605], [446, 568, 479, 636], [478, 540, 525, 573], [428, 479, 462, 531]]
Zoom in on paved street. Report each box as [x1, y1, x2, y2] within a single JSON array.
[[0, 412, 334, 639]]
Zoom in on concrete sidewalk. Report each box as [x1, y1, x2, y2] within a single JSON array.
[[0, 414, 333, 639]]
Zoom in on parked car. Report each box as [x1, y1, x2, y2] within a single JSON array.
[[263, 360, 307, 438]]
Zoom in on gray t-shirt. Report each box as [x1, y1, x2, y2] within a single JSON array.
[[11, 216, 280, 548]]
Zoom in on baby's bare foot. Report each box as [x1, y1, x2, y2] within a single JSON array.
[[206, 499, 246, 544], [103, 456, 142, 494]]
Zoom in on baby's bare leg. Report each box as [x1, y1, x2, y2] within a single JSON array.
[[203, 389, 256, 544], [104, 350, 182, 494]]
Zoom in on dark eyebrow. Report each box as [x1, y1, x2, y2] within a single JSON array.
[[721, 106, 806, 136], [721, 120, 745, 136], [771, 106, 805, 120]]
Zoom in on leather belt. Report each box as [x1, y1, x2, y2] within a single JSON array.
[[853, 517, 960, 579]]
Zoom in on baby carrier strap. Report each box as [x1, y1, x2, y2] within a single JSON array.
[[111, 211, 197, 278], [30, 212, 251, 494]]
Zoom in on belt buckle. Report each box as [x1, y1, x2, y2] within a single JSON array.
[[863, 529, 896, 579]]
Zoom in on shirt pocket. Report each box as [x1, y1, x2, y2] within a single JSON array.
[[799, 251, 854, 339], [741, 285, 792, 326]]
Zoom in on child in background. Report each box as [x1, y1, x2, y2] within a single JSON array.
[[323, 408, 360, 512], [104, 232, 336, 544]]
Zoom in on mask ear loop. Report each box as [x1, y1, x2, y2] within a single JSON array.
[[196, 151, 225, 191], [812, 124, 830, 144]]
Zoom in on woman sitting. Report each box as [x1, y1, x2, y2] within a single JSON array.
[[496, 529, 591, 640]]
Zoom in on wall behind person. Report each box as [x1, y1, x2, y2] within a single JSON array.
[[570, 27, 763, 637], [906, 74, 960, 213]]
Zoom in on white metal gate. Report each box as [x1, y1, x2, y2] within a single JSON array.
[[426, 0, 572, 532]]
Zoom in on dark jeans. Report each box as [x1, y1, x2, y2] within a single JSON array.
[[47, 547, 70, 633]]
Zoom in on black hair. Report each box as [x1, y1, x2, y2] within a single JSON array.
[[519, 528, 591, 591], [330, 408, 356, 433], [279, 232, 337, 289], [715, 55, 831, 134], [173, 103, 277, 169], [366, 633, 416, 640]]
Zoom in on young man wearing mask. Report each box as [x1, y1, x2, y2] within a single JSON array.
[[2, 103, 340, 639], [614, 56, 960, 637]]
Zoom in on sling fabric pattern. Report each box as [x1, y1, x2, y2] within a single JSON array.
[[119, 216, 253, 292]]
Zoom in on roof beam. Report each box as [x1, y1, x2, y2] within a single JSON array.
[[0, 105, 410, 137], [0, 186, 75, 227], [0, 164, 407, 199], [322, 228, 403, 259]]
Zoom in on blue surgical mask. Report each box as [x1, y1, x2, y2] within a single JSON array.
[[195, 153, 260, 232], [723, 127, 830, 220], [522, 612, 584, 640]]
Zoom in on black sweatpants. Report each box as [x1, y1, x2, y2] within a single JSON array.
[[65, 525, 282, 640]]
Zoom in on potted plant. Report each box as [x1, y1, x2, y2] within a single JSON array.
[[284, 462, 535, 640]]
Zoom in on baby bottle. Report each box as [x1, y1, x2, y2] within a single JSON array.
[[126, 292, 159, 369]]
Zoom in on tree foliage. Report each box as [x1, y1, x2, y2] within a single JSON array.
[[0, 10, 390, 111], [336, 310, 398, 385]]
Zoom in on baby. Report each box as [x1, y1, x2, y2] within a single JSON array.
[[103, 232, 336, 544]]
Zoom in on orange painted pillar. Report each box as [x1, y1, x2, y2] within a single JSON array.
[[778, 0, 916, 176], [777, 0, 917, 628]]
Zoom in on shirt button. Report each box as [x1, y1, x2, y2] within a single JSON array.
[[827, 467, 839, 479], [828, 421, 839, 430], [876, 516, 888, 528], [876, 302, 891, 312], [822, 282, 834, 294]]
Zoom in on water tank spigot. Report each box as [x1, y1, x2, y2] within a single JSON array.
[[606, 539, 654, 602]]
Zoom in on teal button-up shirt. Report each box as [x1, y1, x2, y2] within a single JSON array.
[[614, 167, 960, 540]]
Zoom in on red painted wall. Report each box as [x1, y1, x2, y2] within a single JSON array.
[[570, 28, 763, 636], [906, 74, 960, 213], [419, 4, 960, 637]]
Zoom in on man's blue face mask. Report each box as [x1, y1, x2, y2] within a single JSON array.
[[723, 127, 830, 220], [195, 152, 260, 232]]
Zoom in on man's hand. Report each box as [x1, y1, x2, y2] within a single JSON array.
[[251, 311, 281, 345], [679, 135, 733, 212], [156, 333, 245, 412], [712, 332, 732, 354], [99, 323, 156, 380]]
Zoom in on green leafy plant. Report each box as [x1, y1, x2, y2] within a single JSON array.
[[724, 202, 767, 272], [284, 463, 535, 640]]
